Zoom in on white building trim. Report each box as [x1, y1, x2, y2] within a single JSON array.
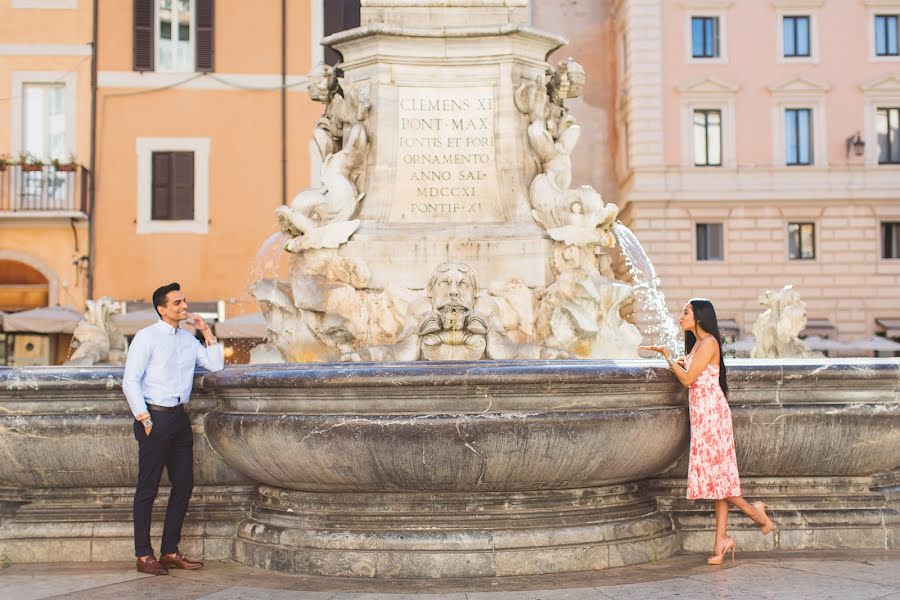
[[861, 73, 900, 166], [768, 76, 830, 168], [866, 0, 900, 63], [616, 0, 665, 169], [677, 76, 739, 168], [9, 71, 78, 159], [11, 0, 76, 8], [774, 1, 822, 65], [682, 2, 732, 65], [98, 71, 308, 92], [623, 165, 900, 202], [0, 44, 91, 56], [135, 137, 210, 235], [310, 0, 325, 68]]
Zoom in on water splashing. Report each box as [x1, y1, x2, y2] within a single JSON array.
[[249, 230, 289, 286], [612, 222, 682, 355]]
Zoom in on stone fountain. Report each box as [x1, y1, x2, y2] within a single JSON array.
[[250, 0, 643, 364], [0, 0, 896, 579]]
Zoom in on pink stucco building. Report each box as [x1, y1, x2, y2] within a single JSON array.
[[540, 0, 900, 346]]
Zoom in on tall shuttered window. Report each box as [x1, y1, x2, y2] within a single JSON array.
[[877, 107, 900, 164], [788, 222, 816, 260], [691, 17, 719, 58], [151, 151, 195, 221], [133, 0, 214, 72], [323, 0, 361, 66], [883, 222, 900, 259], [693, 109, 722, 166], [696, 223, 724, 261], [783, 16, 811, 58], [785, 108, 813, 166], [875, 15, 899, 57]]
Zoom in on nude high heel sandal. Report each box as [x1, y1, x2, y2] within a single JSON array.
[[754, 501, 775, 535], [707, 537, 736, 565]]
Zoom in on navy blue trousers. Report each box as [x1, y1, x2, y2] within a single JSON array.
[[132, 408, 194, 557]]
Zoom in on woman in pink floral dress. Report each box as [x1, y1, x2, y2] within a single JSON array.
[[642, 298, 774, 565]]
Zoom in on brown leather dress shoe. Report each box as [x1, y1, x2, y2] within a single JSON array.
[[160, 552, 203, 570], [135, 555, 168, 575]]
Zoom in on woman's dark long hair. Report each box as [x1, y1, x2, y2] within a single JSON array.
[[684, 298, 729, 397]]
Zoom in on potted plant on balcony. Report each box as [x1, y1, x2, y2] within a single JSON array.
[[0, 154, 10, 172], [19, 153, 44, 172], [51, 155, 78, 172]]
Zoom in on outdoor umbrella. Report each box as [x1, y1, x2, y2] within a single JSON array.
[[0, 306, 83, 334], [112, 309, 159, 336], [801, 335, 849, 352], [844, 335, 900, 353], [724, 336, 755, 353], [214, 312, 266, 338]]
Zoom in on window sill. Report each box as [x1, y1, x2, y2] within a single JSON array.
[[136, 220, 209, 235]]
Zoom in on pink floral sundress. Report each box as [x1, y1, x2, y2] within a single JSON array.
[[685, 353, 742, 500]]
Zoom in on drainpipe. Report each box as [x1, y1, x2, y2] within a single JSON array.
[[87, 0, 98, 300], [281, 0, 287, 205]]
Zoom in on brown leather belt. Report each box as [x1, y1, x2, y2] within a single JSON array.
[[146, 403, 185, 414]]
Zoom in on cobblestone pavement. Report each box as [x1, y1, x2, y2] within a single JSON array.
[[1, 551, 898, 600]]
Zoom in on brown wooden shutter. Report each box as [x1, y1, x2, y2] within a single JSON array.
[[195, 0, 215, 72], [173, 152, 195, 220], [151, 152, 194, 221], [133, 0, 154, 72], [151, 152, 171, 220], [323, 0, 361, 66]]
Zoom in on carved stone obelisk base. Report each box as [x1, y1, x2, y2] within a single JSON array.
[[233, 484, 678, 578]]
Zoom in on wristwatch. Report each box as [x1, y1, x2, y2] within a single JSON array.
[[141, 417, 153, 428]]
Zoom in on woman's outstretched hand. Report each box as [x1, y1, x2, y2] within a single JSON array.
[[640, 345, 671, 358]]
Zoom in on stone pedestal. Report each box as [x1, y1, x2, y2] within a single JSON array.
[[0, 485, 255, 562], [323, 4, 568, 289], [234, 485, 676, 578], [204, 360, 689, 577]]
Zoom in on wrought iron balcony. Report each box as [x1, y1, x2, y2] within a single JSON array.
[[0, 164, 90, 217]]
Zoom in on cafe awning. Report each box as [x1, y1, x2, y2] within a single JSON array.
[[875, 318, 900, 338], [723, 336, 755, 353], [844, 335, 900, 352], [801, 335, 849, 352], [112, 309, 159, 336], [215, 312, 266, 338], [0, 306, 82, 334], [801, 318, 836, 337]]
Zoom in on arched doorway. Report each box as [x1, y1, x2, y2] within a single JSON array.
[[0, 254, 57, 366], [0, 259, 50, 312]]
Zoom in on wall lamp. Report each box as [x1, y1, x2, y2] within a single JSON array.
[[846, 132, 865, 158]]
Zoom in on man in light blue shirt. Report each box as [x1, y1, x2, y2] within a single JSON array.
[[123, 282, 224, 575]]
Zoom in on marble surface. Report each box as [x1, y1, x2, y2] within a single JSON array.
[[1, 552, 897, 599]]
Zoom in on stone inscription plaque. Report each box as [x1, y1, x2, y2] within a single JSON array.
[[389, 86, 503, 224]]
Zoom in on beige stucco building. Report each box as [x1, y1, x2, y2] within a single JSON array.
[[1, 0, 349, 363]]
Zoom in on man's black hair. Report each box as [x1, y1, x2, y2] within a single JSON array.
[[152, 282, 181, 318]]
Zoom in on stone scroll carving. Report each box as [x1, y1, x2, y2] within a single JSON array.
[[341, 262, 572, 362], [515, 58, 619, 247], [751, 285, 821, 359], [65, 297, 128, 366], [275, 64, 371, 252]]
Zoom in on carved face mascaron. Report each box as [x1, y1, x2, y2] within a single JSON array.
[[427, 263, 477, 315]]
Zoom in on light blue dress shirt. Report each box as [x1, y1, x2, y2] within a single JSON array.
[[122, 319, 225, 418]]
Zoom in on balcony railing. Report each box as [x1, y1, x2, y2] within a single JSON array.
[[0, 164, 90, 216]]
